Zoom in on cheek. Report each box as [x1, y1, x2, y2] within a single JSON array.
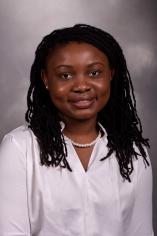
[[48, 84, 68, 105], [96, 80, 111, 97], [95, 81, 111, 109]]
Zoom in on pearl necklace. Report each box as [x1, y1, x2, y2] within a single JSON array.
[[64, 131, 102, 148]]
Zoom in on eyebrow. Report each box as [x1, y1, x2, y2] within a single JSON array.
[[54, 62, 105, 69]]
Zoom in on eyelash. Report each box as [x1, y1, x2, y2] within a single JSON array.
[[58, 70, 102, 80], [89, 70, 102, 77], [59, 73, 73, 80]]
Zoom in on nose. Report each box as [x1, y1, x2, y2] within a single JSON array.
[[72, 76, 91, 93]]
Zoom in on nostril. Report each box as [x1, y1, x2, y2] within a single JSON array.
[[73, 86, 91, 93]]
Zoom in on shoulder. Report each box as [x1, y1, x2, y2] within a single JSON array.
[[0, 124, 36, 156], [4, 124, 32, 139], [131, 144, 153, 187]]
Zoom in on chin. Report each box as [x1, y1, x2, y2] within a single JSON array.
[[71, 112, 97, 121]]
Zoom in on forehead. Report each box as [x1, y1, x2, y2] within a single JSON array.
[[46, 42, 109, 65]]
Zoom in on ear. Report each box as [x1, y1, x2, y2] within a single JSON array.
[[41, 70, 49, 90]]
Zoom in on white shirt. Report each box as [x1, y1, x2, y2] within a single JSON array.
[[0, 125, 154, 236]]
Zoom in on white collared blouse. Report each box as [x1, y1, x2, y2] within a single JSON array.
[[0, 125, 154, 236]]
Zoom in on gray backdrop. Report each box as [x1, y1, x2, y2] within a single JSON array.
[[0, 0, 156, 233]]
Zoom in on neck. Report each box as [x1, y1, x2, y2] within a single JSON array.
[[61, 117, 98, 143]]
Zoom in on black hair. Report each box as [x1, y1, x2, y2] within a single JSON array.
[[25, 23, 149, 182]]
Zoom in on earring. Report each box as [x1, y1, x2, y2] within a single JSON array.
[[46, 85, 48, 89]]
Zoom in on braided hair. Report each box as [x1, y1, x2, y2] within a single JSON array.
[[25, 23, 149, 182]]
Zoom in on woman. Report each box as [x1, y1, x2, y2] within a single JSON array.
[[0, 24, 153, 235]]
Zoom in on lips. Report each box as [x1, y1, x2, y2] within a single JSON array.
[[69, 97, 96, 109]]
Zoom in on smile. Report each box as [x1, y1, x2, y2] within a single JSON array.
[[70, 98, 96, 109]]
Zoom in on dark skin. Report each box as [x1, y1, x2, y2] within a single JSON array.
[[42, 42, 114, 171]]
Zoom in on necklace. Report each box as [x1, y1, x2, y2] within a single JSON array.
[[64, 131, 102, 148]]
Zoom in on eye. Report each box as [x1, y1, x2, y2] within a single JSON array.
[[89, 70, 102, 78], [60, 72, 73, 80]]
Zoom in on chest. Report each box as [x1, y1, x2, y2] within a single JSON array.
[[74, 146, 94, 171], [28, 139, 136, 235], [29, 162, 135, 236]]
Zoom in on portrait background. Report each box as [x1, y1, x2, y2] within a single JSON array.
[[0, 0, 156, 233]]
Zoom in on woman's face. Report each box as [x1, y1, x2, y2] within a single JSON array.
[[42, 42, 114, 123]]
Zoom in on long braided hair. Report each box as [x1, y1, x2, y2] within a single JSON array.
[[25, 24, 149, 182]]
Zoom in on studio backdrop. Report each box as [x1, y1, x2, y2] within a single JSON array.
[[0, 0, 156, 233]]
